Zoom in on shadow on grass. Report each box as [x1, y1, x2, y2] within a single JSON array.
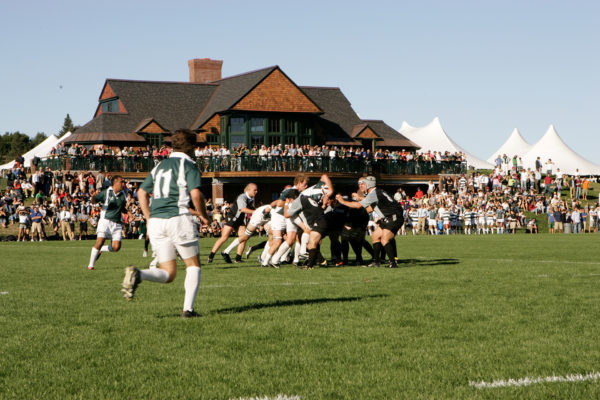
[[398, 258, 459, 267], [211, 294, 389, 315]]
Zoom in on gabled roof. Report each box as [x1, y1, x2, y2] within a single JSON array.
[[68, 79, 216, 143], [191, 66, 278, 130], [362, 120, 418, 148]]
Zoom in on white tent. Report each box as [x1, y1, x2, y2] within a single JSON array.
[[487, 128, 532, 164], [521, 125, 600, 175], [56, 131, 72, 144], [0, 134, 59, 171], [399, 117, 494, 170]]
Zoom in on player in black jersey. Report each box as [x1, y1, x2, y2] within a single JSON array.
[[207, 183, 257, 263], [336, 176, 403, 268], [340, 192, 373, 265]]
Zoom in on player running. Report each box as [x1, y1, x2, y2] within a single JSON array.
[[87, 175, 127, 270], [207, 184, 257, 263], [121, 129, 210, 318]]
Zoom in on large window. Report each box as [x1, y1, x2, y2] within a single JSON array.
[[145, 133, 162, 148], [230, 135, 245, 149], [101, 98, 120, 113], [206, 134, 219, 144], [284, 136, 296, 145], [230, 117, 245, 133], [268, 119, 280, 133], [285, 120, 295, 133], [250, 118, 265, 133], [251, 135, 264, 147], [268, 135, 281, 147]]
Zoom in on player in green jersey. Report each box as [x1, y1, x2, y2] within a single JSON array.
[[87, 175, 127, 270], [121, 129, 210, 318]]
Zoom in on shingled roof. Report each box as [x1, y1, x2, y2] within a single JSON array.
[[191, 66, 278, 130], [362, 119, 419, 149], [66, 80, 216, 143]]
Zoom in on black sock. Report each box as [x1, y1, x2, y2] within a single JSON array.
[[372, 242, 382, 263], [390, 238, 397, 259], [363, 240, 374, 257], [384, 242, 397, 265], [209, 251, 215, 259], [307, 248, 319, 267], [235, 254, 242, 261]]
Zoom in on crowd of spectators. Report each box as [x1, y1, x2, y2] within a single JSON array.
[[37, 142, 467, 174], [1, 145, 598, 241]]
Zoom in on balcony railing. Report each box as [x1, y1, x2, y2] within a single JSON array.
[[37, 155, 466, 175]]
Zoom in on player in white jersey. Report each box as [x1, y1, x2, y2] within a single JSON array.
[[427, 206, 437, 235], [220, 204, 272, 263], [463, 207, 472, 235], [477, 207, 486, 234], [485, 207, 496, 234]]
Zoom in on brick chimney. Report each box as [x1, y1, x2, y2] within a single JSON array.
[[188, 58, 223, 83]]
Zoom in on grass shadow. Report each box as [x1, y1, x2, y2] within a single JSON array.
[[211, 294, 389, 315], [398, 258, 459, 267]]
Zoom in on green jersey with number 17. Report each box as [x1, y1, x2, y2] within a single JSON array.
[[140, 152, 202, 219]]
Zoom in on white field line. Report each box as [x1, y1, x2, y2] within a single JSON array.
[[230, 396, 301, 400], [203, 281, 364, 289], [0, 291, 8, 295], [470, 371, 600, 389]]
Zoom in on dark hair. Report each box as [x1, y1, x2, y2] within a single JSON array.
[[172, 129, 197, 154]]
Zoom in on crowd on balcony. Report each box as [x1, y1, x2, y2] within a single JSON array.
[[33, 142, 467, 175]]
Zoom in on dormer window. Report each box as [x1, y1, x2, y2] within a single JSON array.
[[101, 98, 120, 113]]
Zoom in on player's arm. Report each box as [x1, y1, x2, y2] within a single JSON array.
[[138, 188, 151, 221], [335, 194, 372, 212], [191, 188, 210, 225]]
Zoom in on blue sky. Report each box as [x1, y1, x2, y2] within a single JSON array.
[[1, 0, 598, 161]]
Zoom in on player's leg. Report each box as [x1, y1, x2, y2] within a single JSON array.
[[380, 228, 398, 268], [208, 224, 233, 262], [88, 235, 105, 270], [369, 227, 383, 267]]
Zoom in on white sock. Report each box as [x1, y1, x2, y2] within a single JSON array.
[[300, 233, 309, 254], [293, 241, 302, 262], [140, 268, 169, 283], [260, 242, 270, 263], [224, 238, 240, 254], [183, 266, 201, 312], [262, 252, 272, 266], [89, 247, 100, 268], [271, 242, 290, 264], [101, 244, 113, 252]]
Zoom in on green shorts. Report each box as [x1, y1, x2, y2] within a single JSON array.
[[549, 222, 555, 229]]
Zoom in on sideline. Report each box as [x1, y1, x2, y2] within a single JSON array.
[[470, 371, 600, 389]]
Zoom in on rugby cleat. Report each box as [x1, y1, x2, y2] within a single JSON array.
[[221, 252, 233, 264], [121, 266, 141, 301], [181, 310, 200, 319]]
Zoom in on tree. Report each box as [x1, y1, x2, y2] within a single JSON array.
[[31, 132, 48, 147], [0, 132, 31, 163], [59, 114, 75, 136]]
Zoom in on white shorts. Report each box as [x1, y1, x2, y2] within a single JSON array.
[[248, 211, 269, 229], [286, 217, 298, 233], [270, 212, 286, 232], [96, 218, 123, 241], [148, 215, 199, 263], [428, 219, 436, 226], [465, 221, 471, 226]]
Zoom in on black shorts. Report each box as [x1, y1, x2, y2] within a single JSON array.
[[310, 217, 328, 236], [341, 227, 365, 242], [379, 214, 404, 235], [225, 216, 245, 229], [80, 222, 88, 232]]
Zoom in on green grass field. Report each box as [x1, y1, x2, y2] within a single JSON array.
[[1, 234, 599, 399]]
